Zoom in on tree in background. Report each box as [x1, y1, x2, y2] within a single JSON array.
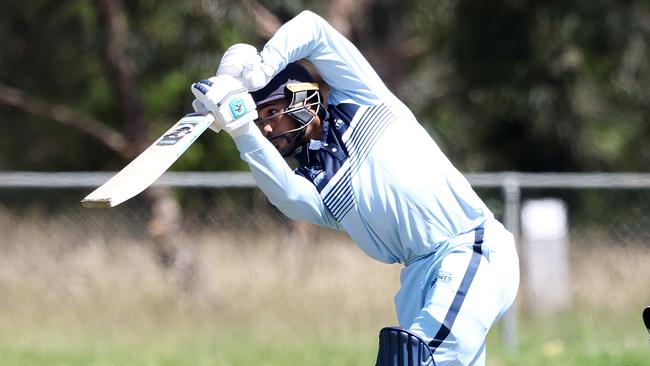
[[2, 0, 648, 175], [406, 0, 650, 172], [0, 0, 246, 291], [1, 0, 649, 285]]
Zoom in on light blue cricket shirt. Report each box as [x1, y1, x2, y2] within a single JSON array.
[[233, 11, 493, 265]]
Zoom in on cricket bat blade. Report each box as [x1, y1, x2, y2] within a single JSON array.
[[81, 113, 215, 208]]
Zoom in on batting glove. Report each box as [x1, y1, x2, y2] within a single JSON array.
[[190, 74, 258, 137], [216, 43, 274, 92]]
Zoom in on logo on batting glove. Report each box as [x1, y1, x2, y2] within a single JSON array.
[[229, 97, 249, 119]]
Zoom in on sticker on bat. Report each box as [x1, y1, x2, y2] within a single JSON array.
[[157, 122, 198, 145]]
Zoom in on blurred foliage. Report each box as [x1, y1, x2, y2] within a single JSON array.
[[0, 0, 648, 173]]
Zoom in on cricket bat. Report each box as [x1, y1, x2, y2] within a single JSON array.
[[81, 112, 215, 208]]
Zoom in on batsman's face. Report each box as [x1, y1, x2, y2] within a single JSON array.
[[255, 99, 301, 153]]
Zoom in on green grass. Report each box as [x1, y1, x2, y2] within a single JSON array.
[[0, 319, 379, 366], [487, 309, 650, 366], [1, 308, 648, 366]]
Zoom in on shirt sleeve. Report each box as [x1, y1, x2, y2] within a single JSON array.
[[232, 127, 343, 230], [258, 10, 396, 107]]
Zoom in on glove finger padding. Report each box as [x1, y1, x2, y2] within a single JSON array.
[[217, 43, 260, 79], [190, 75, 258, 136], [216, 43, 275, 92]]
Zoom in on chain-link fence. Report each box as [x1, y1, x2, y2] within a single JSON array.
[[3, 171, 649, 237], [2, 171, 649, 273], [1, 172, 649, 346]]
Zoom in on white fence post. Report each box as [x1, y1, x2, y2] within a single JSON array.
[[500, 174, 521, 349], [521, 198, 571, 313]]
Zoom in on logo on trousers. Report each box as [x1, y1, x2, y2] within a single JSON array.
[[436, 271, 453, 284]]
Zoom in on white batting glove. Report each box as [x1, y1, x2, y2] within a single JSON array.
[[216, 43, 274, 92], [190, 74, 258, 137]]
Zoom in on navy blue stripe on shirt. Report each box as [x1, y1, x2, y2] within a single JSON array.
[[348, 105, 394, 174], [429, 227, 485, 350], [321, 104, 394, 221], [323, 168, 354, 220]]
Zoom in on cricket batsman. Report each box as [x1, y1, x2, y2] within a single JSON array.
[[190, 10, 519, 366]]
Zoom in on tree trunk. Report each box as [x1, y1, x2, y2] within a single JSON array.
[[94, 0, 200, 291]]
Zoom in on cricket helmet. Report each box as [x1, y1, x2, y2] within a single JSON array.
[[252, 62, 325, 156]]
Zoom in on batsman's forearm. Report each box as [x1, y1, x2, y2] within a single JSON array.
[[232, 131, 341, 230], [259, 10, 387, 106]]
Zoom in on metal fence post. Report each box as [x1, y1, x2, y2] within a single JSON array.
[[501, 173, 521, 349]]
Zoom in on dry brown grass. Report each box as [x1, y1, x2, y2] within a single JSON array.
[[0, 212, 400, 337], [1, 211, 648, 337], [570, 241, 650, 311]]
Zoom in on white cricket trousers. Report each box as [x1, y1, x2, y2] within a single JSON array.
[[394, 218, 520, 366]]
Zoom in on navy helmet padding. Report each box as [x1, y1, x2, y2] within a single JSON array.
[[251, 62, 315, 107]]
